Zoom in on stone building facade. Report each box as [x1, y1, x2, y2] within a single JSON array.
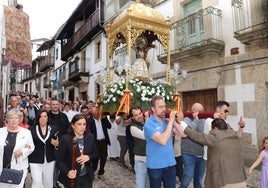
[[163, 0, 268, 165]]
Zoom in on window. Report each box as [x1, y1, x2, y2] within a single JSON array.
[[189, 15, 196, 34], [55, 48, 59, 60], [25, 84, 28, 92], [81, 51, 86, 72], [95, 37, 102, 62], [96, 83, 101, 96]]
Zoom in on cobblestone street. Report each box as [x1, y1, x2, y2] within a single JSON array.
[[25, 157, 261, 188]]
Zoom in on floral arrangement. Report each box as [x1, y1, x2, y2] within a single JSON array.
[[102, 78, 176, 113]]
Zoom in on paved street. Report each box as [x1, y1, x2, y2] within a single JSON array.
[[25, 157, 261, 188]]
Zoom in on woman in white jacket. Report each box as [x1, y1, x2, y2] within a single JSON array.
[[0, 109, 35, 188]]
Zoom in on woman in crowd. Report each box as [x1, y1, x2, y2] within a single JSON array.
[[72, 102, 80, 115], [18, 110, 29, 129], [28, 110, 59, 188], [56, 114, 98, 188], [0, 109, 35, 188]]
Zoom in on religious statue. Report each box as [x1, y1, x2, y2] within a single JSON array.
[[133, 36, 154, 80]]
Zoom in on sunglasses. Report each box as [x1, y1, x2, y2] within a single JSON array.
[[224, 110, 229, 113]]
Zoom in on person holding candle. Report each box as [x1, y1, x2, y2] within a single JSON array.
[[56, 114, 98, 188]]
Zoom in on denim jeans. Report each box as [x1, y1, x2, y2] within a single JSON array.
[[180, 153, 205, 188], [134, 160, 150, 188], [147, 165, 176, 188]]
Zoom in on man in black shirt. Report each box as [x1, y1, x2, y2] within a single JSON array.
[[48, 98, 69, 188], [48, 99, 70, 137]]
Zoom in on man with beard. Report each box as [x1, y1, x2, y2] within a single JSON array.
[[144, 96, 178, 188], [130, 106, 150, 188], [48, 98, 70, 188]]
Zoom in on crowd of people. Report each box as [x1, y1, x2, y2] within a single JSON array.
[[0, 92, 267, 188]]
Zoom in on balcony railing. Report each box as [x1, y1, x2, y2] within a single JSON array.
[[231, 0, 268, 49], [61, 9, 100, 60], [158, 6, 224, 61], [39, 56, 54, 72], [231, 0, 251, 35]]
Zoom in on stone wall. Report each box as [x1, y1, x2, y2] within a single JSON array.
[[177, 47, 268, 166]]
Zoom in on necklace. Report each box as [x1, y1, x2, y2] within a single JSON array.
[[7, 126, 20, 133]]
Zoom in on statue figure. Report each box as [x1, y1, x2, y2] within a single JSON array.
[[133, 36, 154, 80]]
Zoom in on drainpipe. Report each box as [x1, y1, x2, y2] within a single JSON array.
[[98, 0, 106, 35]]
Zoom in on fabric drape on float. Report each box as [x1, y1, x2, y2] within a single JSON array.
[[3, 6, 32, 69]]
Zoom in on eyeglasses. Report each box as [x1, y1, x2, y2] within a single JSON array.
[[224, 110, 229, 114]]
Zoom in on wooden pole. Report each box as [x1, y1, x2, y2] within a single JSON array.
[[70, 137, 77, 188]]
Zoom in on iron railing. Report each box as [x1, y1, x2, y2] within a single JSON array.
[[231, 0, 251, 34], [158, 6, 223, 57]]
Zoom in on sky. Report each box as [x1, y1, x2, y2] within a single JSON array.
[[17, 0, 82, 40]]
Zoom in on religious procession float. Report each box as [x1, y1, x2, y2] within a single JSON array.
[[98, 1, 182, 116]]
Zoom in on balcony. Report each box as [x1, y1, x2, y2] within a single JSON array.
[[43, 77, 51, 88], [158, 6, 224, 63], [68, 56, 89, 83], [61, 9, 100, 61], [232, 0, 268, 51], [39, 56, 54, 72]]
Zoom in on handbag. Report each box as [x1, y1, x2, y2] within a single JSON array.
[[0, 162, 23, 185]]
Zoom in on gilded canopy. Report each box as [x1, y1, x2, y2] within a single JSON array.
[[106, 1, 171, 58]]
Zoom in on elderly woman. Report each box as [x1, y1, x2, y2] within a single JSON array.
[[28, 110, 59, 188], [56, 114, 98, 188], [0, 109, 35, 188]]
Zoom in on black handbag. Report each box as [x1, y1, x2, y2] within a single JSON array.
[[0, 166, 23, 185]]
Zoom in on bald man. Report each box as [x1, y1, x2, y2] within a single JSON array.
[[180, 103, 206, 188]]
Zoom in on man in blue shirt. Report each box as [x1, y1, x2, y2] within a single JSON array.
[[144, 96, 177, 188]]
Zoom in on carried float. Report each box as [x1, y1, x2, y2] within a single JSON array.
[[101, 0, 182, 115]]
